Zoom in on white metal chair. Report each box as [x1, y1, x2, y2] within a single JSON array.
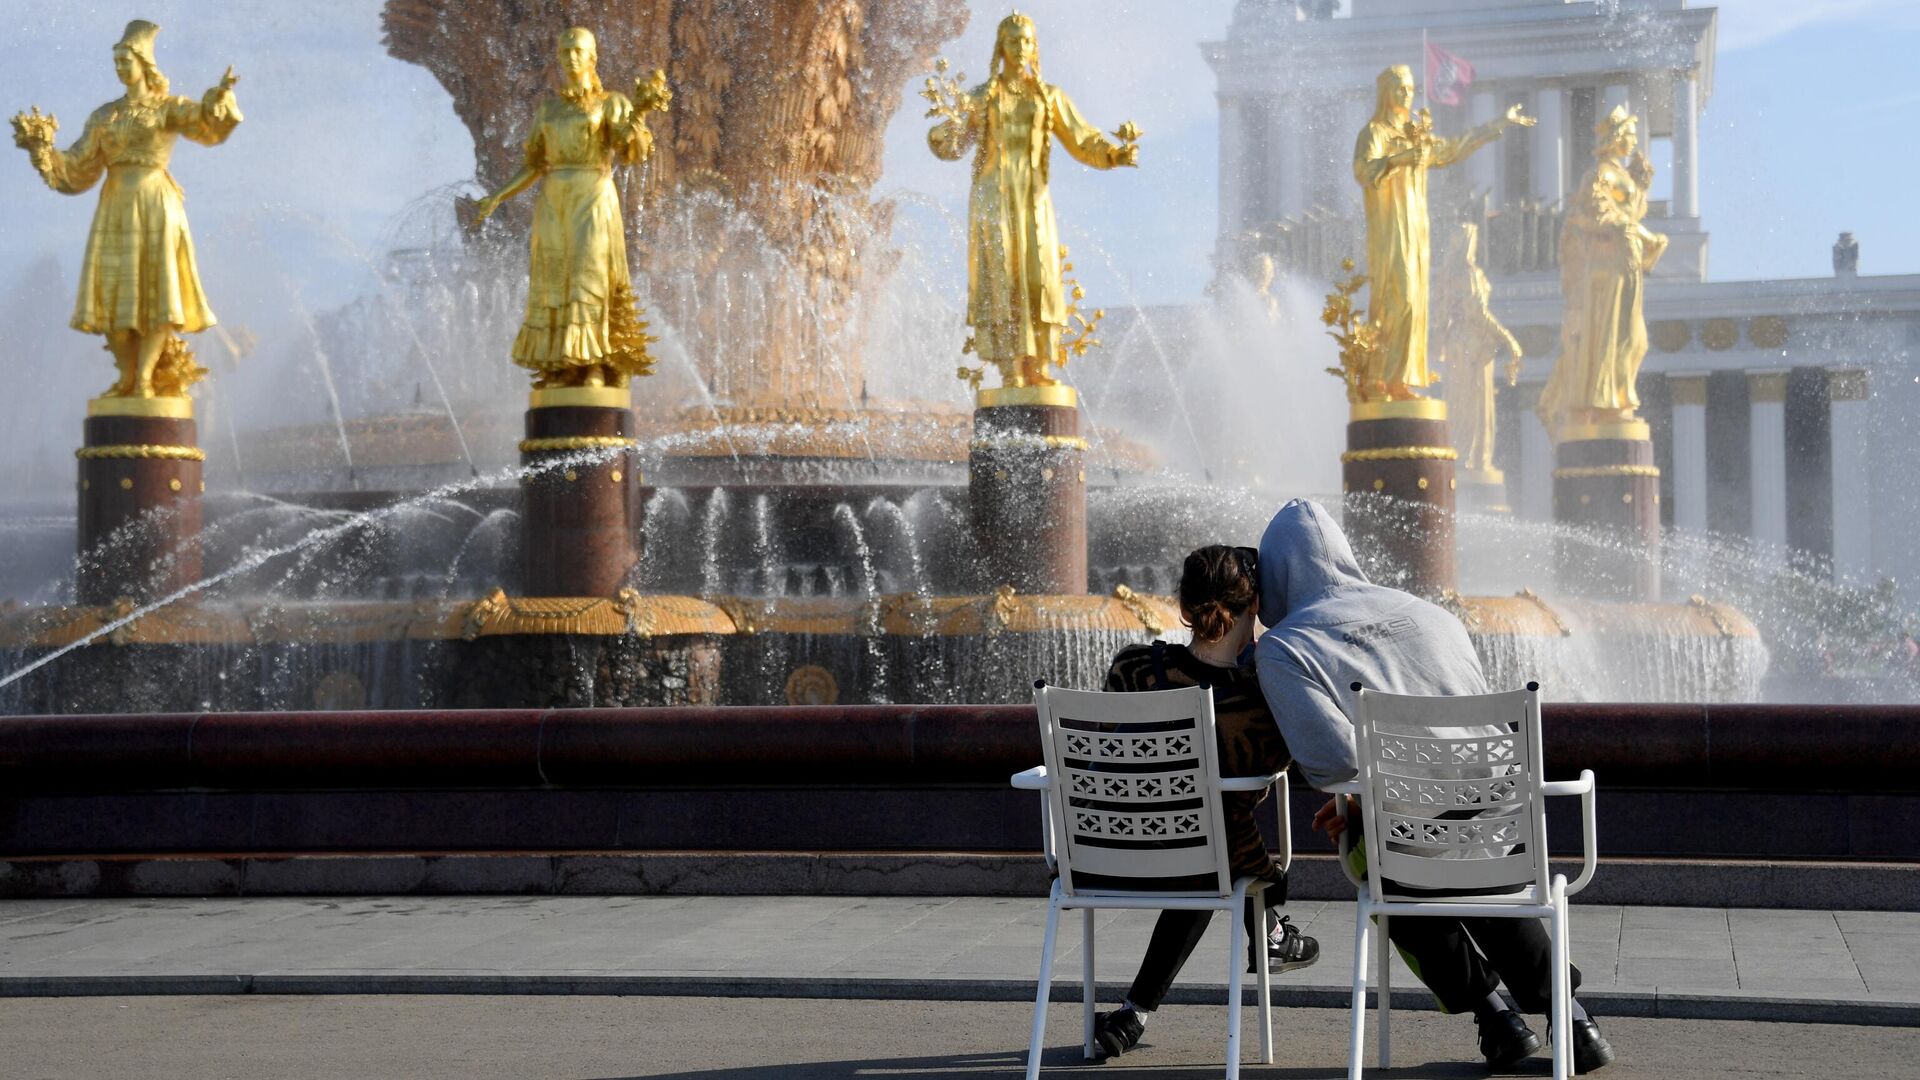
[[1012, 680, 1292, 1080], [1326, 682, 1596, 1080]]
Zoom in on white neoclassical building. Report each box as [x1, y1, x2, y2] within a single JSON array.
[[1208, 0, 1920, 592]]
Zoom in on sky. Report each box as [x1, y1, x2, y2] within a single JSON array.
[[0, 0, 1914, 352]]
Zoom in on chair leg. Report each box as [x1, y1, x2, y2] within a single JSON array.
[[1081, 908, 1097, 1061], [1347, 902, 1370, 1080], [1027, 899, 1061, 1080], [1549, 901, 1568, 1080], [1256, 899, 1273, 1065], [1377, 913, 1392, 1069], [1227, 899, 1246, 1080]]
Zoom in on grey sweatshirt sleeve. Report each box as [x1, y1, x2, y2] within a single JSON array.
[[1256, 638, 1359, 790]]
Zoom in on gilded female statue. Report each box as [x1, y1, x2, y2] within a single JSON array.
[[10, 20, 240, 400], [1538, 105, 1669, 434], [927, 13, 1138, 391], [1352, 65, 1528, 402], [473, 28, 669, 391], [1435, 222, 1522, 478]]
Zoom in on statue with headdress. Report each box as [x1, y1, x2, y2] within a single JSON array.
[[925, 12, 1140, 394], [1538, 104, 1669, 436], [1348, 64, 1530, 405], [1435, 221, 1521, 480], [472, 27, 670, 391], [9, 19, 240, 401]]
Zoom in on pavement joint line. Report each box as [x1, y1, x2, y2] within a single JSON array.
[[0, 973, 1915, 1027]]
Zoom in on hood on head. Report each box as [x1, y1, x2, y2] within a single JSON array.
[[1257, 498, 1368, 624]]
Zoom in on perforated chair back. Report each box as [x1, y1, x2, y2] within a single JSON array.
[[1034, 682, 1233, 898], [1353, 685, 1548, 900]]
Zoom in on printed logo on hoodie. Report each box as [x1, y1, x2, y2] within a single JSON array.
[[1342, 616, 1418, 646]]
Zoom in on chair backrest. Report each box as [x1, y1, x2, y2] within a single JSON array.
[[1352, 684, 1549, 901], [1033, 682, 1234, 898]]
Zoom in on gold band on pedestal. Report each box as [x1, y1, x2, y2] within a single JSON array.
[[977, 384, 1078, 409], [968, 434, 1090, 453], [1350, 398, 1447, 422], [1555, 419, 1650, 443], [1340, 445, 1457, 463], [1553, 464, 1660, 480], [75, 443, 206, 461], [530, 385, 633, 410], [517, 435, 638, 454], [87, 396, 193, 419]]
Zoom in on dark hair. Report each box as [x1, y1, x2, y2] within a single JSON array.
[[1179, 545, 1258, 644]]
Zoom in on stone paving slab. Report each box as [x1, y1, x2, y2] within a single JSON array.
[[0, 896, 1915, 1026]]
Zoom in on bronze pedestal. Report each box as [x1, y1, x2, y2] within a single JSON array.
[[1341, 400, 1457, 595], [968, 385, 1087, 595], [519, 387, 640, 598], [1552, 419, 1660, 600], [76, 399, 204, 605]]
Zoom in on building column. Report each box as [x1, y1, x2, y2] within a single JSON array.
[[1468, 88, 1498, 197], [1669, 372, 1709, 532], [1749, 370, 1789, 549], [1216, 93, 1247, 271], [1274, 100, 1304, 219], [1530, 86, 1565, 204], [1518, 383, 1553, 520], [1671, 74, 1700, 219], [1829, 368, 1872, 580]]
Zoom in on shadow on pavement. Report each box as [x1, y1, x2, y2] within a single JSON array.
[[588, 1043, 1512, 1078]]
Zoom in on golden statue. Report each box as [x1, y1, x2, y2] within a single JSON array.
[[926, 12, 1139, 392], [10, 20, 240, 401], [1435, 222, 1522, 480], [1352, 65, 1530, 404], [473, 28, 669, 391], [1538, 105, 1669, 437]]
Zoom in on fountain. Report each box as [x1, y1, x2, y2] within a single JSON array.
[[0, 5, 1800, 719]]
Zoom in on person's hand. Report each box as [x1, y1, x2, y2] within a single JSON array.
[[1116, 142, 1139, 167], [1312, 795, 1348, 842]]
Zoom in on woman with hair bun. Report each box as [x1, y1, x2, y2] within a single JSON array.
[[1088, 544, 1319, 1059]]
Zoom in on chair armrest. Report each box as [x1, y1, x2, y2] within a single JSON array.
[[1321, 781, 1364, 796], [1550, 769, 1599, 897], [1219, 771, 1283, 792], [1010, 765, 1050, 790], [1541, 775, 1593, 797]]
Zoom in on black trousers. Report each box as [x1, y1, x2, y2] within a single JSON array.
[[1381, 911, 1581, 1015], [1125, 894, 1280, 1011]]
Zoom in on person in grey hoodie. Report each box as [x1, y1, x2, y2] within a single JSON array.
[[1253, 499, 1614, 1073]]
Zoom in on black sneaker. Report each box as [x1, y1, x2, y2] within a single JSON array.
[[1568, 1018, 1615, 1074], [1476, 1009, 1542, 1070], [1247, 915, 1321, 974], [1092, 1007, 1145, 1059]]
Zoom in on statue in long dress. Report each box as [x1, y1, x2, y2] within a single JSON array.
[[1435, 222, 1522, 478], [926, 12, 1139, 391], [473, 27, 669, 391], [1350, 64, 1529, 402], [10, 20, 240, 401], [1538, 105, 1669, 435]]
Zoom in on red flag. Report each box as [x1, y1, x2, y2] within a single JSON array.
[[1425, 41, 1474, 106]]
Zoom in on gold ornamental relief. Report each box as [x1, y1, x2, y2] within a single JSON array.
[[1700, 318, 1739, 351], [1748, 316, 1789, 350], [784, 664, 840, 706], [1650, 321, 1691, 353]]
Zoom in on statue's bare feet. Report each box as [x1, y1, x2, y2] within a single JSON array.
[[1386, 382, 1419, 401], [582, 365, 607, 389]]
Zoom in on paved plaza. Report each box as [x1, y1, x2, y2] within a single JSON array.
[[2, 895, 1916, 1024], [3, 995, 1916, 1079]]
